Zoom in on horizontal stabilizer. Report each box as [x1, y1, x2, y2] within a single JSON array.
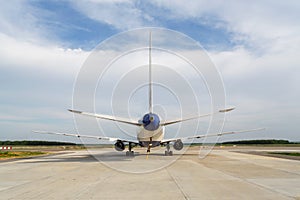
[[68, 109, 142, 126], [161, 107, 235, 126]]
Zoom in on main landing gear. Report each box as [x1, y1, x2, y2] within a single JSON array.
[[165, 142, 173, 156], [126, 142, 134, 156]]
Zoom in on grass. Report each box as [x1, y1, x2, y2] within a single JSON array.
[[269, 152, 300, 157], [0, 151, 46, 159], [218, 144, 300, 147]]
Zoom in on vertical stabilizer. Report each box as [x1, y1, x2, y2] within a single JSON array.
[[149, 31, 153, 113]]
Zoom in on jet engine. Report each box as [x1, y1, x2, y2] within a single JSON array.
[[173, 139, 183, 151], [114, 140, 125, 151]]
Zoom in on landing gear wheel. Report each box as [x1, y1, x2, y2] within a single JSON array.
[[165, 150, 173, 156], [126, 142, 134, 156], [165, 142, 173, 156]]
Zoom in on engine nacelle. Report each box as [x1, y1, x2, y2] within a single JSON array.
[[114, 141, 125, 151], [173, 139, 183, 151]]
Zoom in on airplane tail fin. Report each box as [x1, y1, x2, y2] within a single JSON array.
[[148, 31, 153, 113]]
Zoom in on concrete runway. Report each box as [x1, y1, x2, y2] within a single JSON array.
[[0, 147, 299, 199]]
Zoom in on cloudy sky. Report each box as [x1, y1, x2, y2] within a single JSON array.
[[1, 0, 299, 143]]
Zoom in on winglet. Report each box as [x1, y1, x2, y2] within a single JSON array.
[[68, 109, 82, 114], [219, 107, 235, 113]]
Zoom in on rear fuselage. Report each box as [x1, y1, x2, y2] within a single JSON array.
[[137, 113, 164, 147]]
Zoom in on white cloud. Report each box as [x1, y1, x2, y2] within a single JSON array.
[[71, 0, 153, 30], [151, 1, 300, 48], [0, 1, 299, 141], [0, 1, 56, 44], [0, 33, 88, 75], [0, 106, 71, 122], [0, 32, 90, 137]]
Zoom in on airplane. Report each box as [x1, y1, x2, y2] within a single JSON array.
[[34, 32, 264, 156]]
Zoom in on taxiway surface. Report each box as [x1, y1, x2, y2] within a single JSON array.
[[0, 147, 299, 199]]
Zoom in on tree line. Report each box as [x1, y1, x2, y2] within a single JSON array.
[[0, 140, 77, 146], [221, 139, 297, 145]]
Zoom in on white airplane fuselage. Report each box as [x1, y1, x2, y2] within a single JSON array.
[[136, 112, 164, 147], [137, 125, 164, 147]]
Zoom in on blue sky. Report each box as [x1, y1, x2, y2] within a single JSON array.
[[21, 1, 235, 50], [0, 0, 299, 143]]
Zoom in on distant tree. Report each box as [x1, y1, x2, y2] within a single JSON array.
[[221, 139, 290, 145]]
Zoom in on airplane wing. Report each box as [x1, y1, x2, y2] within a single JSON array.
[[160, 107, 235, 126], [161, 128, 265, 143], [68, 109, 142, 126], [33, 131, 139, 144]]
